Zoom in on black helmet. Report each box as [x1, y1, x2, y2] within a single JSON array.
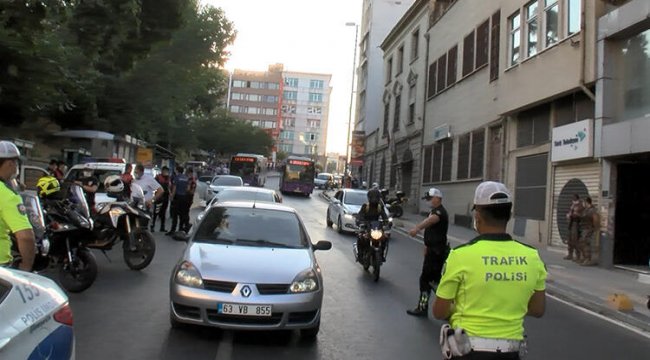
[[367, 189, 382, 204]]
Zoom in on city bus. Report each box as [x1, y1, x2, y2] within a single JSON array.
[[230, 153, 268, 187], [279, 156, 316, 196]]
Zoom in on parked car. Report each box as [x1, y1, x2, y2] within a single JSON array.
[[0, 268, 75, 359], [66, 162, 129, 207], [326, 189, 392, 234], [202, 175, 244, 202], [314, 173, 333, 190], [196, 176, 214, 203], [170, 201, 332, 339]]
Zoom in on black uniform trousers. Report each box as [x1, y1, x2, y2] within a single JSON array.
[[420, 246, 449, 293], [454, 352, 519, 359], [170, 195, 190, 232], [152, 196, 169, 230]]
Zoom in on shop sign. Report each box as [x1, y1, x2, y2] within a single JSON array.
[[551, 119, 593, 162]]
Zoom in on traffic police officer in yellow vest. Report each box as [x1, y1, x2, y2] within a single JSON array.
[[433, 181, 547, 360], [0, 141, 36, 271]]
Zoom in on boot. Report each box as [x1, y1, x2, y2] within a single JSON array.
[[563, 249, 573, 260], [406, 292, 430, 317]]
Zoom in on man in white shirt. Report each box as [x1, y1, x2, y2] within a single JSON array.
[[133, 164, 163, 212]]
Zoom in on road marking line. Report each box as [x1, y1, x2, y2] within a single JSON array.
[[548, 294, 650, 340], [214, 331, 233, 360]]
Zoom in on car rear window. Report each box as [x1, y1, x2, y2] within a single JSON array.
[[195, 207, 307, 248], [215, 190, 276, 203], [66, 169, 122, 192], [211, 176, 243, 186], [344, 192, 367, 206]]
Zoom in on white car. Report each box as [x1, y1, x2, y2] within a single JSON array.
[[203, 175, 244, 202], [314, 173, 333, 190], [0, 268, 75, 359], [65, 162, 128, 207], [326, 189, 392, 235]]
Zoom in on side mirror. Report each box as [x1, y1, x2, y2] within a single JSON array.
[[313, 241, 332, 251]]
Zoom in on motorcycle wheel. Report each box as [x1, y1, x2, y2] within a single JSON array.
[[372, 251, 381, 282], [362, 251, 370, 271], [59, 248, 98, 293], [124, 229, 156, 271], [393, 205, 404, 218]]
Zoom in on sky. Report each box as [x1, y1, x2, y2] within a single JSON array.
[[204, 0, 363, 155]]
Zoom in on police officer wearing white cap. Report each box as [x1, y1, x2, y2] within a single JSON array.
[[406, 187, 449, 317], [0, 141, 35, 271], [432, 181, 547, 359]]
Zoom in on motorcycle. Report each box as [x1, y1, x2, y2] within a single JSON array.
[[12, 184, 98, 293], [353, 219, 390, 282], [380, 189, 407, 218], [91, 183, 156, 270]]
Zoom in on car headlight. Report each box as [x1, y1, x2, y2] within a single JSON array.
[[175, 261, 203, 288], [344, 213, 355, 220], [370, 229, 383, 240], [290, 269, 319, 293]]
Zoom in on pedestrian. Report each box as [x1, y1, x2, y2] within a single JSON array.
[[75, 165, 99, 211], [153, 166, 171, 232], [181, 167, 197, 233], [133, 164, 163, 231], [578, 197, 600, 266], [121, 163, 134, 198], [406, 188, 449, 317], [48, 160, 64, 181], [57, 161, 68, 179], [433, 181, 547, 360], [0, 141, 36, 271], [565, 194, 584, 262], [166, 166, 190, 236]]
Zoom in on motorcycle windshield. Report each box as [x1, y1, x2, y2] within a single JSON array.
[[68, 184, 91, 219], [20, 193, 46, 238]]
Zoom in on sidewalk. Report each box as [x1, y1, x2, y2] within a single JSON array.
[[392, 213, 650, 333]]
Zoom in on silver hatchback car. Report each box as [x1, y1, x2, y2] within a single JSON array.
[[169, 201, 331, 339]]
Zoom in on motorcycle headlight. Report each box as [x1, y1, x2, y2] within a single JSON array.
[[109, 207, 126, 219], [290, 269, 319, 293], [175, 261, 203, 288], [370, 229, 383, 240]]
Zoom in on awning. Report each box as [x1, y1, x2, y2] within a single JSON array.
[[54, 130, 115, 141]]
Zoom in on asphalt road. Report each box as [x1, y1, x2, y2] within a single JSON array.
[[64, 177, 650, 360]]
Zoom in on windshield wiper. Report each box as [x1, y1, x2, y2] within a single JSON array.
[[235, 239, 296, 248], [196, 238, 235, 245]]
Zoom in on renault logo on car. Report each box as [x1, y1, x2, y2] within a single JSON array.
[[240, 285, 252, 298]]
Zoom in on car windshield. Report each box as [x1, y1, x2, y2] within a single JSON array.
[[344, 192, 367, 206], [198, 176, 213, 183], [215, 190, 275, 203], [317, 174, 331, 180], [194, 207, 307, 248], [66, 169, 122, 193], [211, 176, 243, 186]]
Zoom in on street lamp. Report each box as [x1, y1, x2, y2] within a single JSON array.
[[344, 22, 359, 178]]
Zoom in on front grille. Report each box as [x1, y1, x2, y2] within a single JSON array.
[[206, 310, 283, 326], [256, 284, 290, 295], [203, 280, 237, 293], [173, 303, 201, 320], [288, 310, 318, 324]]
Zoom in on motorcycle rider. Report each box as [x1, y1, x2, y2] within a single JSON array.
[[355, 188, 389, 261], [0, 141, 35, 271]]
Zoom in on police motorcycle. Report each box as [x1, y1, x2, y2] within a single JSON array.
[[380, 188, 407, 218], [354, 219, 391, 282], [12, 182, 98, 293], [89, 175, 156, 271]]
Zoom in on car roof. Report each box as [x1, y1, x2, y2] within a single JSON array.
[[341, 189, 367, 194], [69, 162, 125, 170], [215, 201, 295, 213], [219, 187, 275, 194], [212, 175, 242, 180]]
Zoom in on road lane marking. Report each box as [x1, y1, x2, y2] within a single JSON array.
[[548, 294, 650, 340], [214, 331, 233, 360]]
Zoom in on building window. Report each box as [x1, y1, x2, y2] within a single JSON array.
[[232, 80, 246, 88], [397, 46, 404, 75], [279, 144, 293, 153], [429, 140, 453, 183], [307, 133, 318, 142], [263, 108, 278, 116], [283, 91, 298, 101], [264, 95, 279, 103], [386, 57, 393, 83], [393, 94, 401, 132], [476, 19, 489, 68], [282, 105, 296, 114], [436, 54, 447, 93], [509, 11, 521, 66], [544, 0, 559, 47], [285, 77, 299, 87], [304, 145, 317, 155], [250, 81, 262, 89], [280, 131, 294, 140], [379, 157, 386, 188], [267, 83, 280, 90], [230, 105, 240, 113], [447, 46, 458, 86], [283, 118, 295, 128], [427, 61, 437, 98], [382, 102, 390, 137], [310, 79, 324, 89], [422, 146, 433, 183], [249, 120, 260, 127], [462, 30, 475, 77], [490, 11, 501, 81], [567, 0, 580, 35], [526, 1, 539, 58], [308, 119, 321, 128], [517, 104, 550, 147], [309, 93, 323, 102], [262, 121, 276, 129], [408, 103, 415, 125], [514, 153, 548, 220], [307, 107, 322, 115], [457, 133, 471, 180], [231, 93, 242, 100], [470, 129, 485, 178], [621, 29, 650, 122], [411, 29, 420, 61]]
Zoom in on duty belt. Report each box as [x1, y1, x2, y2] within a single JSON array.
[[468, 337, 521, 353]]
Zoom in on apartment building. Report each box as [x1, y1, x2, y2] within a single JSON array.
[[279, 72, 332, 162], [368, 0, 429, 212]]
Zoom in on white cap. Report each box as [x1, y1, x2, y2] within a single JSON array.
[[422, 187, 443, 200], [473, 181, 512, 206], [0, 141, 20, 159]]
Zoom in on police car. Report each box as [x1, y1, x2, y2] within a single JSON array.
[[0, 267, 75, 359]]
